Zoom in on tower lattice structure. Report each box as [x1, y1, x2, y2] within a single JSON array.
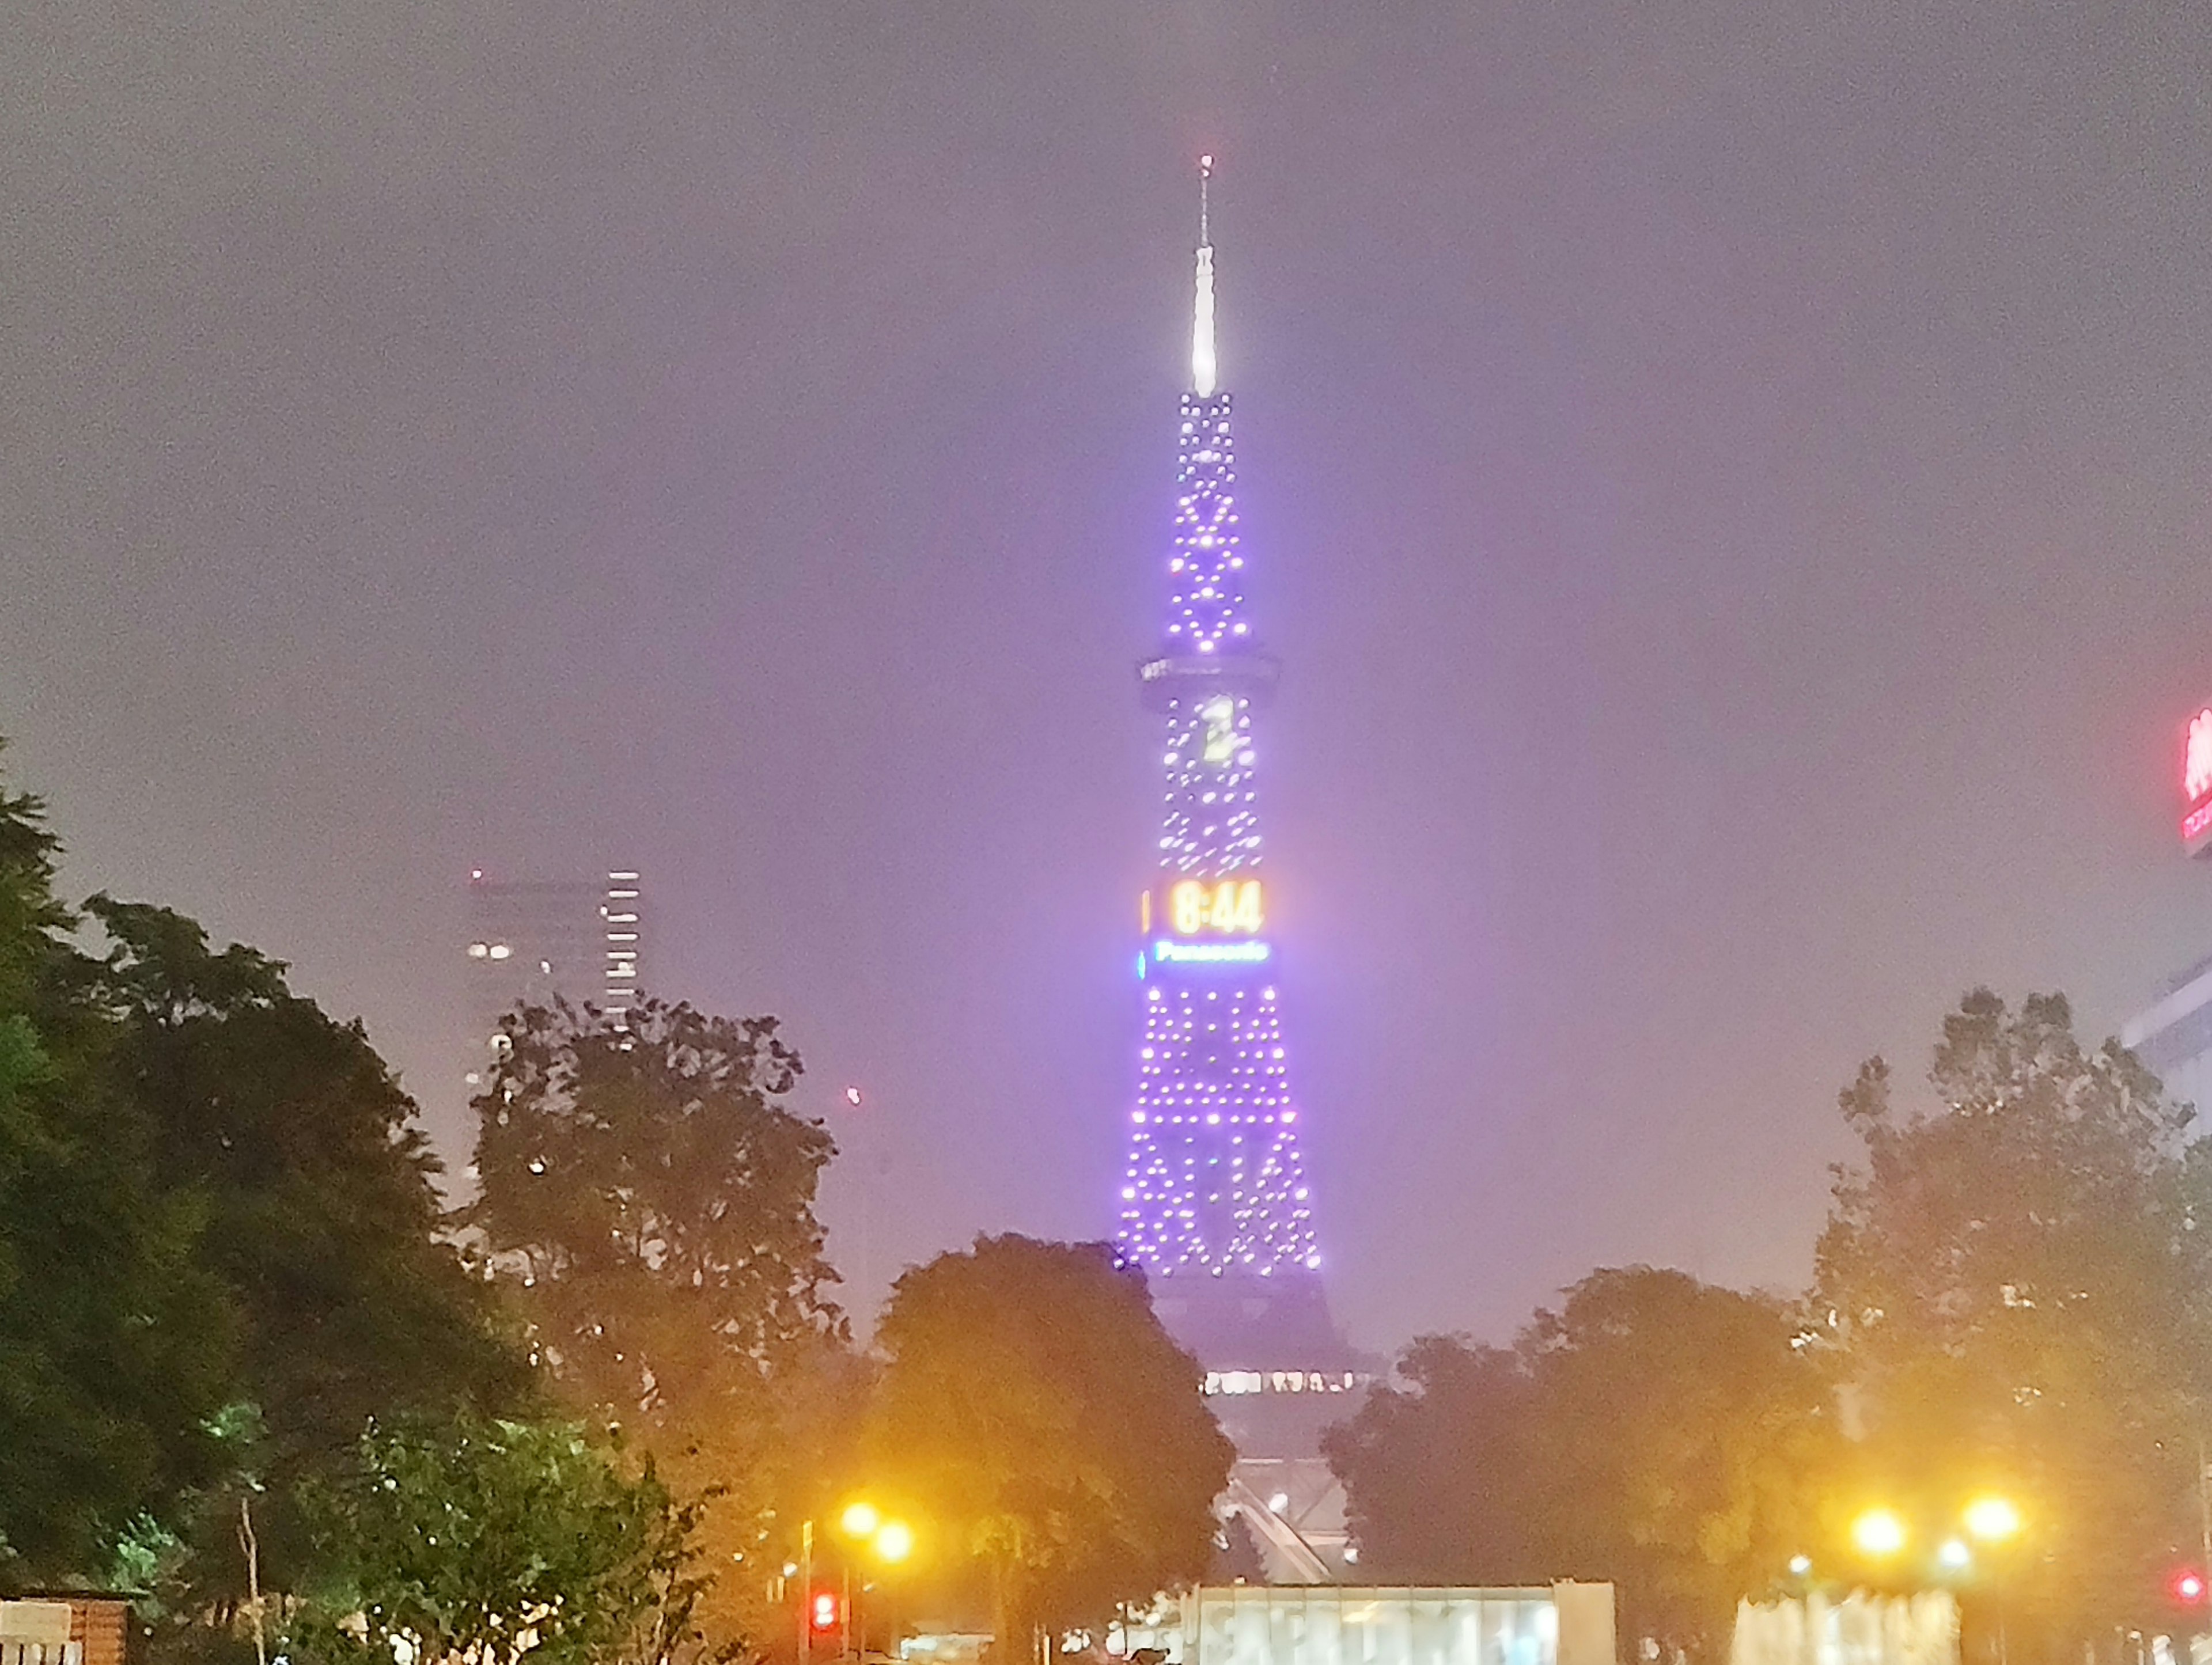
[[1119, 161, 1325, 1315]]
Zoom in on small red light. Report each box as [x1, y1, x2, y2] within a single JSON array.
[[2174, 1571, 2205, 1603], [811, 1592, 839, 1632]]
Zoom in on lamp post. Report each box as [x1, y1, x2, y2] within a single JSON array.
[[835, 1501, 915, 1663], [800, 1519, 816, 1665], [1963, 1496, 2021, 1665]]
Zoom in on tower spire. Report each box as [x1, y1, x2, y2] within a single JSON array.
[[1191, 154, 1217, 397]]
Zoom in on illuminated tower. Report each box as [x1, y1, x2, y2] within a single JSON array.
[[1120, 161, 1342, 1374]]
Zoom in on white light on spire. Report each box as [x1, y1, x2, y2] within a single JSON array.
[[1192, 244, 1217, 396], [1191, 154, 1217, 396]]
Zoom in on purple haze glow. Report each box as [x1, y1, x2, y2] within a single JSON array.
[[5, 0, 2212, 1351]]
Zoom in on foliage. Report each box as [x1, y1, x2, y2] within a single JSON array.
[[465, 995, 848, 1649], [868, 1235, 1234, 1647], [0, 764, 232, 1584], [1813, 988, 2212, 1649], [82, 897, 532, 1607], [1326, 1268, 1831, 1660], [0, 741, 529, 1605], [659, 1333, 876, 1647], [288, 1412, 713, 1665], [87, 897, 533, 1456]]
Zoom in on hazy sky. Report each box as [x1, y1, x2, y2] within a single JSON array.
[[8, 0, 2212, 1354]]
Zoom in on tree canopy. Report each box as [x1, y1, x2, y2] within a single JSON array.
[[466, 994, 850, 1650], [88, 897, 529, 1478], [1332, 990, 2212, 1664], [1327, 1266, 1829, 1659], [1812, 988, 2212, 1651], [0, 769, 232, 1582], [0, 744, 529, 1611], [289, 1412, 711, 1665], [868, 1235, 1234, 1651]]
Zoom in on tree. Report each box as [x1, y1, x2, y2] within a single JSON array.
[[0, 765, 232, 1584], [81, 897, 531, 1609], [465, 995, 848, 1649], [1814, 989, 2212, 1655], [1321, 1336, 1545, 1584], [1518, 1269, 1832, 1653], [1327, 1268, 1831, 1662], [289, 1412, 712, 1665], [867, 1236, 1234, 1652], [0, 743, 528, 1604]]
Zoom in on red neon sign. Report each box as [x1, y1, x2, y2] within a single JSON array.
[[2184, 708, 2212, 859]]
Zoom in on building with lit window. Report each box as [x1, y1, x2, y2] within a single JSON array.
[[1118, 163, 1365, 1580], [463, 868, 642, 1092], [2122, 707, 2212, 1116]]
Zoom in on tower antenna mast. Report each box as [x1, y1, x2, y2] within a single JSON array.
[[1191, 154, 1218, 396]]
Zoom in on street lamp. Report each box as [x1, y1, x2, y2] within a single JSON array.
[[835, 1503, 916, 1662], [1961, 1496, 2021, 1665], [1964, 1497, 2021, 1544], [1853, 1509, 1908, 1558]]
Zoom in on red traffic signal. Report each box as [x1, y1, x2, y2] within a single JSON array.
[[2172, 1569, 2206, 1604], [810, 1591, 840, 1633]]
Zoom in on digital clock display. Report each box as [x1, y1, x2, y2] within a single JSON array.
[[1143, 877, 1265, 938]]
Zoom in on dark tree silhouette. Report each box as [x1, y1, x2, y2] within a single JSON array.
[[868, 1236, 1234, 1653], [467, 995, 848, 1649]]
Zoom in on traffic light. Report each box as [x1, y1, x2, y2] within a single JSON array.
[[810, 1591, 840, 1633], [2171, 1569, 2206, 1605]]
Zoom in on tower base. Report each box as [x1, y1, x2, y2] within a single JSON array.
[[1150, 1270, 1372, 1584]]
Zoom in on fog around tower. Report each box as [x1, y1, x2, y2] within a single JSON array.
[[5, 0, 2212, 1352]]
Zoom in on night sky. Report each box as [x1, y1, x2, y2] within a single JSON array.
[[8, 0, 2212, 1355]]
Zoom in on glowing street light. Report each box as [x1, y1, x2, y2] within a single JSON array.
[[1937, 1539, 1972, 1572], [1964, 1497, 2021, 1542], [829, 1503, 915, 1663], [1853, 1509, 1908, 1557]]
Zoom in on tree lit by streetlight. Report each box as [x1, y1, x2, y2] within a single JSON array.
[[1853, 1509, 1908, 1557], [1964, 1497, 2021, 1542]]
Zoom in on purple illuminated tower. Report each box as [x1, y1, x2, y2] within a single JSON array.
[[1119, 161, 1347, 1378]]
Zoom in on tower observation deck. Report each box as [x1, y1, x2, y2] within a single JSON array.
[[1119, 161, 1351, 1382]]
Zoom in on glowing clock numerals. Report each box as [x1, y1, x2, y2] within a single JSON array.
[[1168, 878, 1264, 936]]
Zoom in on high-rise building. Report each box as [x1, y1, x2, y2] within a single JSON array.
[[1118, 165, 1363, 1579], [2122, 705, 2212, 1113], [463, 868, 643, 1093], [2121, 953, 2212, 1114]]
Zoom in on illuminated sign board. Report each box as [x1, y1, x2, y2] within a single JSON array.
[[1136, 878, 1270, 975], [1142, 877, 1265, 938], [1153, 938, 1271, 966], [2186, 708, 2212, 858]]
